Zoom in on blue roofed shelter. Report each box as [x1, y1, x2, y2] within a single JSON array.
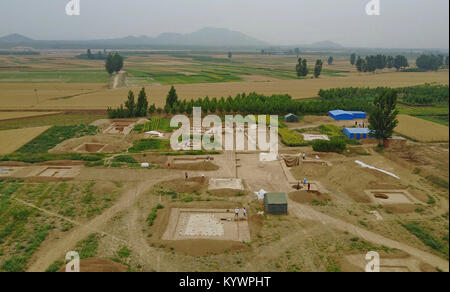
[[329, 110, 367, 120], [343, 128, 372, 140]]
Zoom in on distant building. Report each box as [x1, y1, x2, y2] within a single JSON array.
[[284, 113, 299, 123], [329, 110, 367, 121], [264, 193, 288, 214], [343, 128, 372, 140]]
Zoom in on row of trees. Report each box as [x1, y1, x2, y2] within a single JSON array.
[[105, 53, 124, 74], [355, 54, 409, 72], [76, 49, 107, 60], [296, 58, 323, 78], [107, 88, 155, 118], [416, 54, 449, 71]]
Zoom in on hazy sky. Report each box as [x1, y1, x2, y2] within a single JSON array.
[[0, 0, 448, 48]]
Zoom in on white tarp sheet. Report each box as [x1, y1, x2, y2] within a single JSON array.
[[355, 160, 400, 179]]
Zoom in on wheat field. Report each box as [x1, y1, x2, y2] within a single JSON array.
[[0, 71, 448, 110], [0, 126, 51, 155], [395, 115, 449, 142]]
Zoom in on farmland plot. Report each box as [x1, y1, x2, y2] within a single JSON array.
[[0, 126, 51, 155], [395, 115, 449, 142]]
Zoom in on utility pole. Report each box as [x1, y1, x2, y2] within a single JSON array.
[[34, 88, 39, 106]]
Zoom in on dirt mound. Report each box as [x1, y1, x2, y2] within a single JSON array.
[[58, 258, 127, 272], [383, 204, 418, 214], [0, 161, 31, 167], [160, 239, 249, 256], [131, 154, 168, 164], [170, 162, 219, 171], [208, 189, 247, 197], [35, 160, 86, 166], [49, 134, 132, 154], [159, 177, 208, 193], [288, 191, 330, 204], [367, 182, 407, 190]]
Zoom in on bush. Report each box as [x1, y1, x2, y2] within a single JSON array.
[[279, 128, 308, 147], [113, 155, 137, 164], [312, 137, 346, 153]]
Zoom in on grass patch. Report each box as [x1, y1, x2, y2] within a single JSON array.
[[128, 139, 170, 153], [75, 233, 100, 259], [147, 204, 164, 226], [401, 222, 448, 259]]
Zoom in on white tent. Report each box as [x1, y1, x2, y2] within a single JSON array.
[[145, 131, 164, 137], [254, 189, 268, 200]]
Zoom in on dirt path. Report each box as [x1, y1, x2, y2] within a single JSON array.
[[27, 178, 169, 272], [111, 70, 127, 89], [287, 200, 449, 272]]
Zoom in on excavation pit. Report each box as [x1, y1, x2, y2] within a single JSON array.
[[208, 178, 244, 191], [75, 143, 106, 153], [162, 208, 251, 242], [364, 189, 420, 205], [38, 167, 75, 178]]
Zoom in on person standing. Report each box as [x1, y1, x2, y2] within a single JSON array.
[[185, 172, 189, 180], [243, 207, 247, 218], [235, 207, 239, 220], [303, 153, 306, 160], [297, 182, 300, 191], [308, 182, 311, 192]]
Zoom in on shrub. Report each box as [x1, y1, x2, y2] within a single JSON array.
[[113, 155, 137, 164], [279, 128, 308, 147], [117, 247, 131, 258], [312, 137, 346, 153]]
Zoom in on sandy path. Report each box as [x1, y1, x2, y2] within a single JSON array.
[[26, 178, 170, 272], [287, 200, 449, 272], [111, 71, 127, 89]]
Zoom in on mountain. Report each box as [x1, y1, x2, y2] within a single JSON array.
[[0, 33, 34, 43], [0, 28, 269, 49]]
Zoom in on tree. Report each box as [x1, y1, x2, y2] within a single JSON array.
[[105, 53, 115, 75], [393, 55, 409, 71], [314, 59, 323, 78], [165, 86, 178, 108], [386, 56, 394, 69], [228, 52, 233, 59], [124, 90, 136, 118], [112, 53, 124, 72], [355, 56, 364, 72], [148, 104, 156, 115], [296, 58, 308, 77], [295, 48, 300, 58], [327, 56, 334, 65], [136, 87, 149, 117], [350, 53, 356, 65], [87, 49, 93, 60], [368, 89, 399, 144], [416, 54, 442, 71]]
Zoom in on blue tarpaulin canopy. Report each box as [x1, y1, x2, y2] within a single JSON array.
[[329, 110, 367, 120], [343, 128, 372, 140]]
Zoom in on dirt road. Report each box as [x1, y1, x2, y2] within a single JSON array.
[[111, 71, 127, 89], [287, 200, 449, 272], [26, 176, 177, 272]]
